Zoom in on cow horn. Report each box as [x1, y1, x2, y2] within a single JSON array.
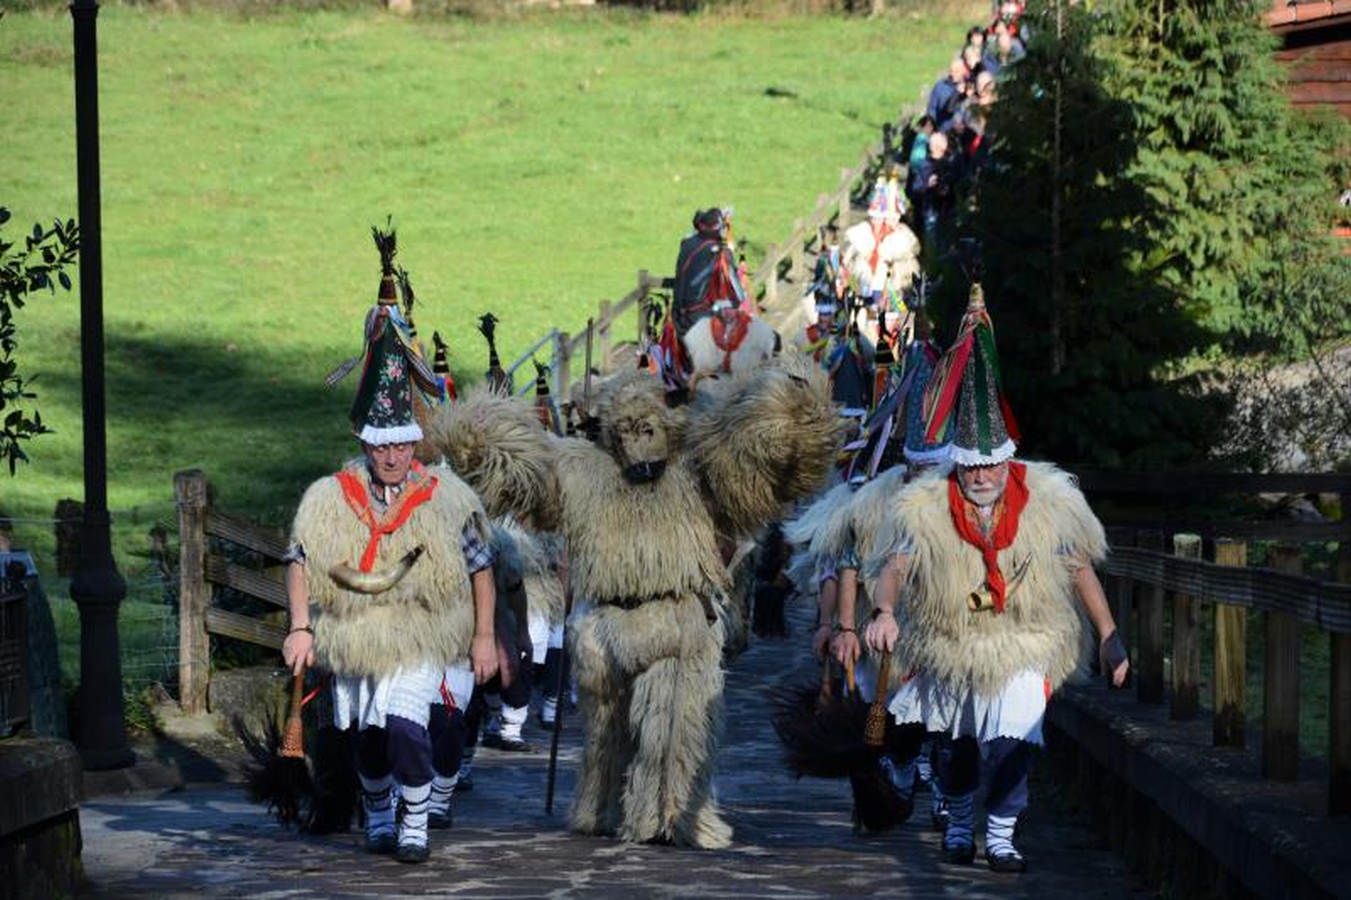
[[329, 546, 425, 594]]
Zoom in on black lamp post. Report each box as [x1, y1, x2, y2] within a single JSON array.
[[68, 0, 132, 771]]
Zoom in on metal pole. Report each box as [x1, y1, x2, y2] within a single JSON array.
[[69, 0, 132, 771]]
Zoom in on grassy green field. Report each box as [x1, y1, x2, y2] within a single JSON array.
[[2, 4, 972, 577]]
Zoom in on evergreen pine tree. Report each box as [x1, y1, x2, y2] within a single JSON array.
[[1095, 0, 1316, 335], [1099, 0, 1351, 467], [957, 1, 1222, 469]]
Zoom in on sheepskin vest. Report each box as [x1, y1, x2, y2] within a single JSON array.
[[489, 517, 566, 626], [291, 462, 486, 679], [554, 441, 728, 606], [888, 460, 1105, 697]]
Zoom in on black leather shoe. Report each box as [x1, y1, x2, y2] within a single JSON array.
[[931, 798, 950, 832], [365, 833, 397, 855], [942, 841, 975, 865], [986, 849, 1027, 873], [428, 809, 453, 830], [456, 775, 474, 793], [495, 736, 535, 753], [395, 842, 429, 864]]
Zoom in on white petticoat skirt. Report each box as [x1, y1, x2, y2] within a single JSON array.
[[332, 660, 475, 731], [887, 668, 1049, 745], [527, 611, 557, 665]]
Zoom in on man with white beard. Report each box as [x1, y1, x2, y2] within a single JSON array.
[[861, 285, 1129, 873]]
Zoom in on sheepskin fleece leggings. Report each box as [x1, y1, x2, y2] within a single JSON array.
[[568, 595, 732, 849]]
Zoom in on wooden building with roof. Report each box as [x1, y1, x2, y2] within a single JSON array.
[[1268, 1, 1351, 117]]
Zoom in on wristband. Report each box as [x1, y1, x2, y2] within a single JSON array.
[[1102, 629, 1128, 673], [870, 608, 894, 620], [288, 625, 314, 637], [837, 627, 855, 634]]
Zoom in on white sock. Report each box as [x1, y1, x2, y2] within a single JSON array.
[[359, 773, 395, 839], [916, 747, 934, 787], [541, 696, 557, 725], [985, 812, 1021, 858], [399, 782, 432, 849], [944, 791, 975, 848], [429, 774, 457, 817], [500, 704, 528, 741]]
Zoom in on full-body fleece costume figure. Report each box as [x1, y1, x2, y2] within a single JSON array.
[[861, 286, 1129, 872], [428, 356, 840, 848]]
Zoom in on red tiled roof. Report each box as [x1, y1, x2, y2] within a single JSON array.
[[1267, 0, 1351, 27]]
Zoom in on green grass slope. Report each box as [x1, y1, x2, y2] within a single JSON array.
[[2, 5, 967, 570]]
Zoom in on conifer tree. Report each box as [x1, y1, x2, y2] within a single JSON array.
[[1099, 0, 1351, 465], [957, 1, 1222, 469], [1095, 0, 1310, 333]]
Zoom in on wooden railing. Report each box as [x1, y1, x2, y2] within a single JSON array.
[[503, 90, 931, 397], [1075, 468, 1351, 541], [757, 89, 929, 323], [756, 90, 927, 316], [174, 469, 289, 715], [1097, 524, 1351, 816], [503, 270, 658, 398]]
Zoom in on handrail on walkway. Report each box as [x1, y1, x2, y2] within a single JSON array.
[[1097, 519, 1351, 818], [505, 89, 931, 399]]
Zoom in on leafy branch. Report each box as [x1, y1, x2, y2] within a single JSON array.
[[0, 206, 79, 475]]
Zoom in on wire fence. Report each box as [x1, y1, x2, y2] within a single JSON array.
[[8, 504, 184, 724]]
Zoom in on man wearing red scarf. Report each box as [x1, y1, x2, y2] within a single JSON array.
[[282, 228, 499, 863], [861, 286, 1129, 873]]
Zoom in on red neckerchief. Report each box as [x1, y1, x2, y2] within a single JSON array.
[[710, 309, 751, 371], [947, 461, 1029, 613], [868, 220, 893, 274], [805, 322, 829, 362], [335, 460, 439, 573]]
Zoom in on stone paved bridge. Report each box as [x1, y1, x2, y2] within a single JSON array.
[[80, 602, 1144, 899]]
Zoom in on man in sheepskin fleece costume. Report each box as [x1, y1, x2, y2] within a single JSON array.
[[862, 285, 1129, 873], [281, 229, 499, 863], [427, 356, 839, 848], [782, 325, 951, 830]]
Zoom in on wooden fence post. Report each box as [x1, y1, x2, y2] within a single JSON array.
[[175, 469, 210, 715], [54, 498, 83, 577], [1333, 522, 1351, 815], [1264, 545, 1303, 780], [838, 167, 851, 226], [790, 218, 805, 276], [555, 331, 572, 402], [1136, 529, 1165, 704], [1106, 526, 1134, 655], [636, 270, 650, 350], [1214, 538, 1248, 747], [1171, 533, 1202, 720], [765, 251, 778, 305], [597, 299, 612, 375]]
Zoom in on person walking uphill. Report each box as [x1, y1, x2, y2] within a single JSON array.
[[862, 285, 1130, 873], [281, 225, 499, 864]]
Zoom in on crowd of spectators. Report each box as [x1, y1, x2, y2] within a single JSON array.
[[905, 2, 1026, 246]]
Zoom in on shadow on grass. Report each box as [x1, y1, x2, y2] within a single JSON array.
[[41, 328, 362, 523]]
